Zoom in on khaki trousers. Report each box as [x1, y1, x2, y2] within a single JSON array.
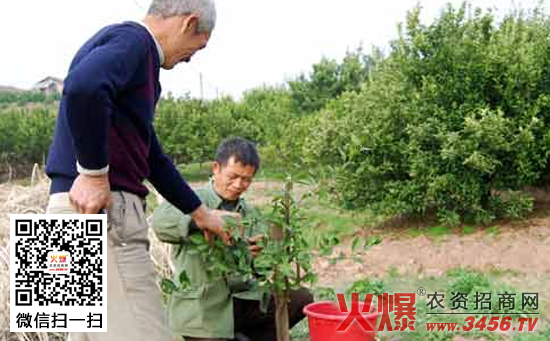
[[46, 192, 172, 341]]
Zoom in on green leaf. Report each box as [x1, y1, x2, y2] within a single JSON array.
[[351, 236, 360, 253], [160, 278, 177, 295], [189, 233, 205, 245], [364, 236, 382, 250], [178, 271, 191, 288]]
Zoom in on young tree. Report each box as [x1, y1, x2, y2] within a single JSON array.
[[161, 177, 317, 341]]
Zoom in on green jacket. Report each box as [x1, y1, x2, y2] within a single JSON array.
[[152, 181, 266, 339]]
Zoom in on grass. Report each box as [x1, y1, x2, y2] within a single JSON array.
[[281, 190, 388, 249], [290, 319, 310, 341], [462, 225, 476, 234], [487, 225, 502, 236], [177, 162, 212, 182], [408, 225, 453, 239], [406, 224, 507, 241], [301, 206, 378, 244]]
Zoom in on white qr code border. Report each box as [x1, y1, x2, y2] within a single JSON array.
[[10, 214, 107, 332]]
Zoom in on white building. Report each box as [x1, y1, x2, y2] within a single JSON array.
[[33, 76, 64, 95]]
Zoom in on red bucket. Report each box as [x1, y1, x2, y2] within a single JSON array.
[[303, 301, 379, 341]]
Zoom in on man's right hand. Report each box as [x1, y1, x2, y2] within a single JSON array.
[[191, 205, 237, 245], [69, 174, 112, 214]]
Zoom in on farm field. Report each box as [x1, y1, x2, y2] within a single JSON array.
[[1, 173, 549, 341], [2, 2, 550, 340]]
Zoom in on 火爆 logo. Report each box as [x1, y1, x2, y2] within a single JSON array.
[[46, 251, 71, 274]]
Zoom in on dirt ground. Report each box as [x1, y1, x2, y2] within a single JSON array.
[[314, 219, 550, 286]]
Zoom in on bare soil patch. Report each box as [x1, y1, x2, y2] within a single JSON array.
[[315, 220, 550, 287]]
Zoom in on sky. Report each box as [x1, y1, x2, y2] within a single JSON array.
[[0, 0, 543, 99]]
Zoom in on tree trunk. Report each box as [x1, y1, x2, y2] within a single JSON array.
[[270, 180, 293, 341], [271, 224, 290, 341], [274, 292, 290, 341]]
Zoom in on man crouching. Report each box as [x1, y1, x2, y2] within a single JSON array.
[[152, 137, 313, 341]]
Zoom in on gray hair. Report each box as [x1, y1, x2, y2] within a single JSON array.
[[147, 0, 216, 33]]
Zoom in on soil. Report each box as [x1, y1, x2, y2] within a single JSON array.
[[314, 220, 550, 287]]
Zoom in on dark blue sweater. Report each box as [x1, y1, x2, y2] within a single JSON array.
[[46, 22, 201, 214]]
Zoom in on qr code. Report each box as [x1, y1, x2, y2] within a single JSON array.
[[10, 214, 107, 332]]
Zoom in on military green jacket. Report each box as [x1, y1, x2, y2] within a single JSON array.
[[152, 181, 266, 339]]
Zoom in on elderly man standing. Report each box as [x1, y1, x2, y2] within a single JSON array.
[[45, 1, 229, 340]]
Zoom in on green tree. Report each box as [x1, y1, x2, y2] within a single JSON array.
[[0, 108, 56, 178], [308, 3, 550, 224], [288, 47, 378, 113]]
